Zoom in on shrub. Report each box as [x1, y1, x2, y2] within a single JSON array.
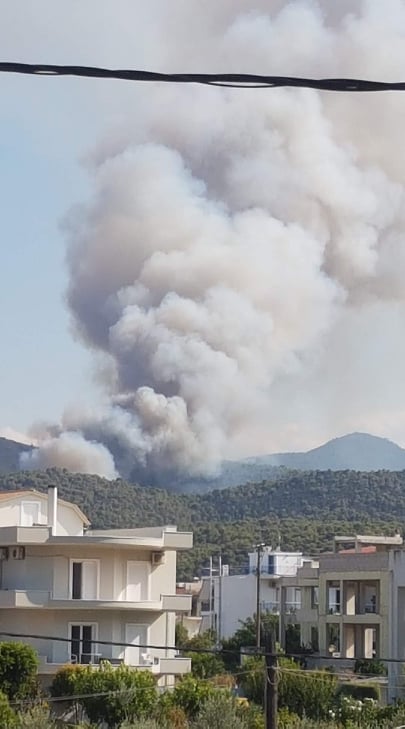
[[53, 663, 157, 728], [190, 692, 248, 729], [170, 675, 217, 719], [49, 663, 87, 699], [354, 658, 387, 676], [15, 702, 56, 728], [81, 663, 157, 728], [239, 657, 337, 721], [0, 643, 39, 701], [0, 690, 16, 728], [278, 658, 337, 720], [337, 681, 380, 701]]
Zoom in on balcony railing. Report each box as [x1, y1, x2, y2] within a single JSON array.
[[261, 601, 279, 613], [285, 600, 301, 612], [328, 603, 341, 615]]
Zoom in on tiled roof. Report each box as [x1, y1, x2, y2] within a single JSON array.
[[339, 546, 377, 554]]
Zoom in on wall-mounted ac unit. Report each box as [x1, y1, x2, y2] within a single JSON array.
[[151, 551, 165, 566], [0, 547, 9, 561], [11, 547, 25, 560]]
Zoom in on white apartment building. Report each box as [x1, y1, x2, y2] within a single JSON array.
[[0, 487, 193, 684], [198, 548, 315, 640]]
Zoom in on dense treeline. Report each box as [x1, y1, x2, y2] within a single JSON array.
[[0, 468, 404, 578]]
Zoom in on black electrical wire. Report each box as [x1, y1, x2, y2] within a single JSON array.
[[1, 62, 405, 91]]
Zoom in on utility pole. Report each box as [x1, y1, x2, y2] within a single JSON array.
[[264, 630, 278, 729], [218, 554, 222, 645], [209, 555, 213, 632], [255, 542, 265, 648]]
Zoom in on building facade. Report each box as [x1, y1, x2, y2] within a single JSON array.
[[197, 548, 317, 641], [0, 488, 193, 684]]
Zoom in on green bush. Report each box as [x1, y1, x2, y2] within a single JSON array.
[[354, 658, 387, 676], [337, 681, 380, 701], [190, 692, 249, 729], [49, 663, 87, 698], [53, 662, 157, 728], [278, 659, 337, 720], [170, 675, 217, 719], [15, 702, 56, 728], [0, 643, 39, 701], [0, 690, 16, 728], [238, 657, 337, 721]]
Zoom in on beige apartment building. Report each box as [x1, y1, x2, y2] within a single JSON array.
[[316, 535, 401, 663], [0, 487, 193, 684]]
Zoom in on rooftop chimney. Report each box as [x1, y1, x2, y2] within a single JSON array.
[[47, 486, 57, 535]]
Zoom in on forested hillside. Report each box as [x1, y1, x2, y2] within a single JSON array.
[[0, 438, 31, 474], [0, 468, 404, 578]]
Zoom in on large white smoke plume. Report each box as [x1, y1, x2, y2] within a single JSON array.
[[24, 0, 405, 481]]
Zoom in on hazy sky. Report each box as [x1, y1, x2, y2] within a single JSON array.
[[2, 0, 405, 467], [0, 1, 155, 439]]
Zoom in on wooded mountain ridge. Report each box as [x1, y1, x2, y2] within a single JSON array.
[[2, 432, 405, 490], [0, 468, 403, 578]]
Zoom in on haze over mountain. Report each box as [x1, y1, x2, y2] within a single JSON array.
[[245, 432, 405, 472], [1, 432, 405, 490], [0, 437, 31, 475]]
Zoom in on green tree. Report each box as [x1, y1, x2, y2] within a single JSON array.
[[222, 613, 278, 670], [0, 643, 39, 701], [179, 631, 225, 679]]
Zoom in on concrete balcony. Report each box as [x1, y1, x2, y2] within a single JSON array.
[[38, 654, 191, 676], [0, 589, 49, 608], [161, 594, 192, 612], [0, 590, 192, 613], [159, 657, 191, 675]]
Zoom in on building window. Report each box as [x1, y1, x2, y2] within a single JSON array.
[[267, 555, 275, 574], [327, 624, 340, 654], [311, 587, 319, 608], [70, 623, 98, 664], [311, 626, 319, 652], [70, 560, 99, 600], [20, 501, 41, 526], [327, 582, 341, 614]]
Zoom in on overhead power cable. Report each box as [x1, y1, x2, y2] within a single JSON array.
[[0, 630, 403, 664], [2, 62, 405, 91]]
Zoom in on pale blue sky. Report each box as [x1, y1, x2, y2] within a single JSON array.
[[0, 1, 156, 436]]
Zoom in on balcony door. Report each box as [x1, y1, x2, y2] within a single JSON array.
[[71, 560, 99, 599], [125, 623, 147, 666], [70, 623, 97, 664], [126, 561, 150, 601]]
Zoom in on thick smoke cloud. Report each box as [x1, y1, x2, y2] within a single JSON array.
[[25, 0, 405, 480], [20, 432, 117, 479]]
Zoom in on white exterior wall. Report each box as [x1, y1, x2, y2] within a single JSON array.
[[0, 545, 176, 602], [0, 608, 168, 664], [248, 550, 303, 576], [202, 574, 281, 639]]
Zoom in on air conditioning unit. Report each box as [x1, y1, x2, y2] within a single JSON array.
[[151, 551, 165, 566], [11, 547, 25, 560], [0, 548, 8, 561]]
